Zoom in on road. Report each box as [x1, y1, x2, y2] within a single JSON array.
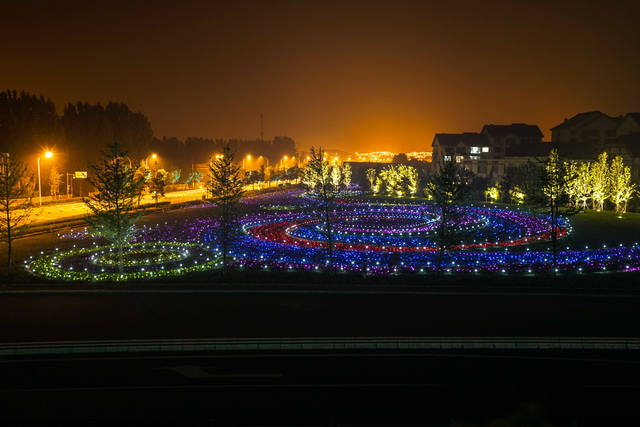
[[2, 289, 640, 424], [1, 290, 640, 343], [1, 347, 639, 425], [27, 189, 207, 224]]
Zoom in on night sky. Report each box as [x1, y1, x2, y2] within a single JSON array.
[[3, 0, 639, 153]]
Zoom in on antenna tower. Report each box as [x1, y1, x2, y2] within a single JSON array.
[[260, 114, 264, 140]]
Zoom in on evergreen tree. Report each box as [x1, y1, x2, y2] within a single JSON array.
[[303, 146, 339, 275], [148, 169, 167, 206], [424, 156, 471, 276], [207, 143, 245, 275], [0, 153, 35, 278], [84, 143, 145, 275]]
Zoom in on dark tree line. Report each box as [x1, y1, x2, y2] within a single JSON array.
[[1, 89, 298, 196], [151, 136, 298, 174]]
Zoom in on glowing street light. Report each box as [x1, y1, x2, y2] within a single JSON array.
[[258, 155, 270, 170], [37, 151, 53, 206], [242, 154, 252, 170], [145, 153, 157, 169], [123, 156, 133, 169]]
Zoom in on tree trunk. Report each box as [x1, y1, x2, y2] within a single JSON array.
[[324, 198, 333, 276], [118, 243, 124, 275], [222, 202, 228, 276], [5, 207, 12, 278], [551, 203, 558, 276]]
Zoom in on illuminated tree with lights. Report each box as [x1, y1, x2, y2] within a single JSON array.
[[0, 153, 36, 277], [185, 170, 203, 189], [303, 146, 338, 275], [366, 168, 376, 192], [134, 160, 151, 205], [399, 164, 419, 196], [508, 186, 526, 204], [168, 169, 181, 190], [424, 156, 471, 276], [573, 162, 593, 210], [330, 164, 342, 190], [609, 156, 636, 215], [375, 164, 420, 197], [485, 185, 500, 202], [501, 162, 540, 205], [590, 152, 609, 211], [563, 161, 580, 207], [84, 143, 145, 275], [342, 162, 352, 188], [207, 143, 245, 275]]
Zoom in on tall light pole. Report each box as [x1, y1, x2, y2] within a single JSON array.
[[258, 155, 270, 170], [242, 154, 252, 170], [37, 151, 53, 206], [123, 156, 133, 169], [145, 153, 157, 169]]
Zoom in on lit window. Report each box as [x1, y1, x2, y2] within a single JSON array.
[[482, 147, 489, 153], [471, 147, 480, 154], [443, 155, 452, 162], [455, 156, 464, 163]]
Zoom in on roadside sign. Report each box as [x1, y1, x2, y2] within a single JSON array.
[[75, 171, 88, 179]]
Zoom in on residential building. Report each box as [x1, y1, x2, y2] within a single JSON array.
[[616, 113, 640, 136], [431, 124, 544, 179], [550, 111, 621, 146]]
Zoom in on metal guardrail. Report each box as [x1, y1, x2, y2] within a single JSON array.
[[0, 336, 638, 356]]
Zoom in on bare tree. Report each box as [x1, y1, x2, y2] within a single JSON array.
[[0, 153, 36, 277], [48, 164, 62, 200]]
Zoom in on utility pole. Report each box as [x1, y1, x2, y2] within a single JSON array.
[[260, 113, 264, 141]]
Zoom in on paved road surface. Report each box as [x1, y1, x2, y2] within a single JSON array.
[[1, 289, 640, 342], [1, 348, 639, 425]]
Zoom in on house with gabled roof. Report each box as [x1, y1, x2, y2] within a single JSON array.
[[600, 132, 640, 181], [431, 132, 490, 164], [431, 124, 545, 179], [616, 113, 640, 136], [481, 124, 544, 157], [550, 111, 621, 146]]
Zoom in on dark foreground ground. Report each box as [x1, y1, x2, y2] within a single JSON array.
[[2, 200, 640, 424], [1, 289, 640, 425]]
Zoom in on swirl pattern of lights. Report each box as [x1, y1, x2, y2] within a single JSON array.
[[30, 241, 220, 282], [29, 189, 640, 280], [216, 197, 640, 275]]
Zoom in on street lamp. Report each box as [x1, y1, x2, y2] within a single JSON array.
[[123, 156, 133, 169], [145, 153, 157, 169], [242, 154, 252, 170], [258, 155, 270, 170], [257, 156, 271, 188], [280, 155, 289, 170], [37, 151, 53, 206]]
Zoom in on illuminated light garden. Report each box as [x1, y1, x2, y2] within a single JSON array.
[[27, 191, 640, 281], [29, 242, 220, 282]]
